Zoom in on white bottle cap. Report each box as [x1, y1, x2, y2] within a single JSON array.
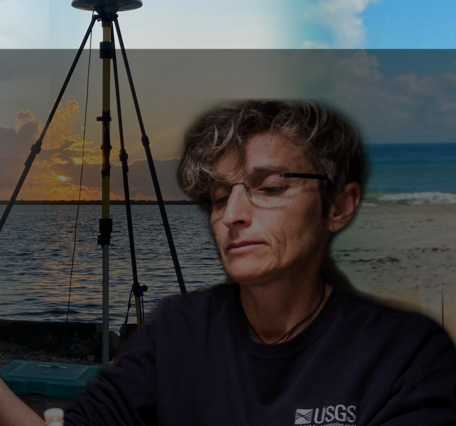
[[44, 408, 64, 420], [44, 408, 64, 426]]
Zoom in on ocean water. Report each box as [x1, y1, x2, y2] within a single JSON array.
[[0, 205, 226, 330], [364, 142, 456, 205], [0, 142, 455, 328]]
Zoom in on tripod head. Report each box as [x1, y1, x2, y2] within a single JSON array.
[[72, 0, 142, 14]]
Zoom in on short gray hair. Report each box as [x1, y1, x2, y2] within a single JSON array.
[[179, 100, 366, 215]]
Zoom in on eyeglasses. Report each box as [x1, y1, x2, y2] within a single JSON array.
[[207, 172, 328, 214]]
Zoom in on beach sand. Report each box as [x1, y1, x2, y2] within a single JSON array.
[[330, 203, 456, 343]]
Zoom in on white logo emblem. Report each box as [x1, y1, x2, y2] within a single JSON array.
[[295, 405, 357, 425], [295, 409, 313, 424]]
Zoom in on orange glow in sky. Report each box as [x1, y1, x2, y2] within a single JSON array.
[[2, 96, 188, 202], [1, 100, 107, 200]]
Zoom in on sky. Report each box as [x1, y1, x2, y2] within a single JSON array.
[[2, 0, 456, 49], [1, 0, 456, 200]]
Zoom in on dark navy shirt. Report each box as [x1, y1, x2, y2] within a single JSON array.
[[65, 283, 456, 425]]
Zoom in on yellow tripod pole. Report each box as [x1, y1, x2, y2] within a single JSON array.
[[98, 17, 113, 366]]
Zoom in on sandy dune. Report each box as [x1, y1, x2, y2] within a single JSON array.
[[330, 204, 456, 342]]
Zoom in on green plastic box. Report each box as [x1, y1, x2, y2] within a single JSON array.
[[0, 360, 101, 399]]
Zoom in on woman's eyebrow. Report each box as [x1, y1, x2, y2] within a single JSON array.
[[245, 166, 287, 177], [215, 166, 288, 184]]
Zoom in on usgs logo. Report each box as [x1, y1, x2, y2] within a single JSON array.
[[295, 405, 357, 425]]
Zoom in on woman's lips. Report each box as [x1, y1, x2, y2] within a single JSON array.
[[227, 241, 263, 252]]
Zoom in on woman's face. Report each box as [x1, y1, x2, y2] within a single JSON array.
[[210, 133, 330, 286]]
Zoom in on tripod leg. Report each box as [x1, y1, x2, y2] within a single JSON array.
[[0, 15, 98, 233], [111, 31, 143, 325], [113, 17, 187, 296]]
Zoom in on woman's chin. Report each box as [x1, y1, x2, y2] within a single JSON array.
[[227, 267, 273, 287]]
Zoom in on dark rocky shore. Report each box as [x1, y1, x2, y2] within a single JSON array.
[[0, 320, 137, 369]]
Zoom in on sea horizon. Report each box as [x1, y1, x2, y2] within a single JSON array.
[[1, 142, 454, 206]]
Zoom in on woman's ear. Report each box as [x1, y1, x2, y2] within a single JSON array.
[[326, 182, 361, 233]]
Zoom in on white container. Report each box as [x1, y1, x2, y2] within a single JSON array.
[[44, 408, 64, 426]]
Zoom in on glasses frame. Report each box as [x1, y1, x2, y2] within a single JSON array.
[[280, 172, 329, 181], [201, 172, 329, 206]]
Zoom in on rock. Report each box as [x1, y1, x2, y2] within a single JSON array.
[[70, 344, 91, 358]]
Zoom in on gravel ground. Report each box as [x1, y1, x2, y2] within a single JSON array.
[[0, 341, 100, 370]]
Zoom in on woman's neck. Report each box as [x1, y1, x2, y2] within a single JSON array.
[[239, 273, 332, 344]]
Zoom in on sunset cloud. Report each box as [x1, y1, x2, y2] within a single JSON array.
[[0, 99, 83, 159], [44, 99, 80, 151], [39, 153, 68, 168], [11, 167, 103, 201], [0, 109, 41, 157]]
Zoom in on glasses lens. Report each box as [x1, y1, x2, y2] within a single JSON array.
[[250, 174, 287, 204], [209, 182, 231, 208], [210, 174, 289, 209], [209, 173, 318, 214]]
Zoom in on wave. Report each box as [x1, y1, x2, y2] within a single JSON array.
[[364, 192, 456, 206]]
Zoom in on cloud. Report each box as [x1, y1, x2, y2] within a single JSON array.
[[0, 109, 41, 157], [44, 99, 80, 150], [316, 51, 456, 142], [303, 0, 380, 48], [0, 147, 189, 201], [39, 153, 68, 168], [0, 99, 82, 160], [67, 140, 109, 166]]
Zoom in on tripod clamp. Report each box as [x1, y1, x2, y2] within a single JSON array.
[[98, 14, 116, 59], [97, 111, 112, 123], [98, 218, 113, 245]]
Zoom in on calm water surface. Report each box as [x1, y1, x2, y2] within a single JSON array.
[[2, 143, 455, 330], [0, 205, 226, 330]]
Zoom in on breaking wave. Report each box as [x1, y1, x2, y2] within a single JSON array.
[[365, 192, 456, 206]]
